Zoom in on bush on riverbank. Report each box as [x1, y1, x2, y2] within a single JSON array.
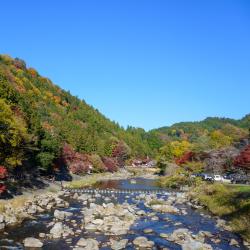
[[157, 169, 202, 189], [189, 183, 250, 240]]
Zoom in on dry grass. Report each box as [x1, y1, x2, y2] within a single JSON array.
[[0, 196, 29, 213]]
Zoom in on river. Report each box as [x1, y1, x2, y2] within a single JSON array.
[[0, 178, 247, 249]]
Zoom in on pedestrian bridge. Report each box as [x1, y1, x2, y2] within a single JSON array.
[[64, 188, 169, 195]]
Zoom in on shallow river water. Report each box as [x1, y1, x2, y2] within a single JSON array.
[[0, 178, 247, 249]]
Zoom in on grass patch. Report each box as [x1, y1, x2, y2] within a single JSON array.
[[157, 170, 202, 189], [190, 182, 250, 241], [65, 174, 101, 189], [149, 199, 165, 206]]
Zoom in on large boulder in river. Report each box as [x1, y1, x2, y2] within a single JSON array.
[[76, 238, 99, 250], [133, 236, 154, 248], [54, 209, 73, 220], [23, 237, 43, 248], [151, 204, 179, 214], [110, 239, 128, 250], [182, 240, 213, 250], [50, 222, 73, 238]]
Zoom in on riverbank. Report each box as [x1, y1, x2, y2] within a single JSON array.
[[158, 174, 250, 243], [188, 182, 250, 242], [0, 167, 156, 215]]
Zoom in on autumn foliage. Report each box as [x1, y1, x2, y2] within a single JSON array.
[[175, 151, 195, 165], [59, 144, 92, 174], [234, 145, 250, 170], [102, 157, 118, 172], [0, 166, 7, 194], [112, 141, 131, 167], [0, 166, 8, 179]]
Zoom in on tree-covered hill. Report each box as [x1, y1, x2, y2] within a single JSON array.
[[0, 54, 249, 178], [0, 55, 153, 175], [151, 116, 250, 145], [152, 115, 250, 175]]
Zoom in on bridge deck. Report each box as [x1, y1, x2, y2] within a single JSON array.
[[63, 188, 169, 195]]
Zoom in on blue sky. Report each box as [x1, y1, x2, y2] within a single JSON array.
[[1, 0, 250, 130]]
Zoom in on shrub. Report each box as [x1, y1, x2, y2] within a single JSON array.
[[90, 154, 106, 173], [0, 166, 8, 179], [102, 157, 118, 172]]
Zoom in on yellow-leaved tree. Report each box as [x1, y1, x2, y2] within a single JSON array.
[[0, 98, 29, 168]]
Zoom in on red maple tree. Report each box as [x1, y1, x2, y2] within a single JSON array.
[[58, 144, 93, 174], [175, 152, 195, 165], [0, 166, 7, 194], [0, 166, 8, 179], [234, 145, 250, 170], [102, 157, 118, 172]]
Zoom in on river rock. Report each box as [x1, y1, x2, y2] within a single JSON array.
[[168, 228, 191, 243], [27, 205, 37, 214], [160, 233, 169, 239], [182, 240, 213, 250], [0, 223, 5, 230], [23, 237, 43, 248], [82, 202, 137, 235], [0, 214, 5, 223], [92, 219, 104, 225], [76, 238, 99, 250], [133, 236, 154, 248], [136, 210, 146, 216], [151, 204, 179, 214], [110, 239, 128, 250], [73, 193, 79, 199], [50, 222, 73, 238], [230, 239, 239, 246], [143, 228, 153, 234], [54, 209, 73, 220], [4, 214, 18, 226], [85, 223, 98, 231], [39, 233, 46, 238]]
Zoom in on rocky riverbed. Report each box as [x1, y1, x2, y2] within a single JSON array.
[[0, 178, 249, 249]]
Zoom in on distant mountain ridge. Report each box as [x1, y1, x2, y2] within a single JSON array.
[[155, 115, 250, 132], [151, 115, 250, 141]]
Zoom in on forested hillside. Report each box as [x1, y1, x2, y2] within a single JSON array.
[[0, 54, 249, 179], [151, 116, 250, 149], [152, 116, 250, 175], [0, 55, 154, 177]]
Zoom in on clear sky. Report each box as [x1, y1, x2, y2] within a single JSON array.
[[1, 0, 250, 130]]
